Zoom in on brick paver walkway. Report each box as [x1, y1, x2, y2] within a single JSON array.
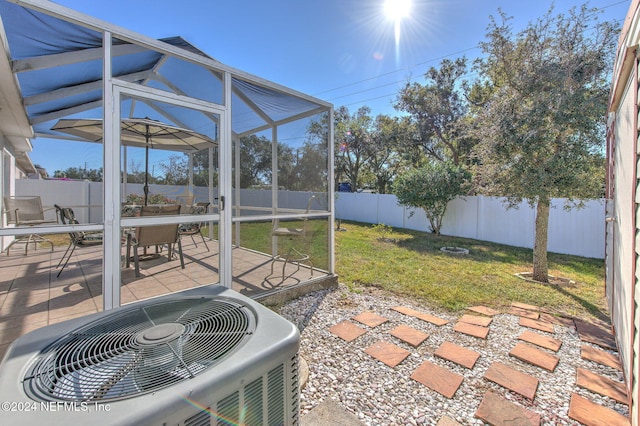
[[519, 317, 555, 333], [389, 324, 429, 347], [467, 305, 499, 316], [509, 342, 559, 372], [576, 368, 628, 404], [352, 311, 388, 327], [484, 361, 539, 400], [435, 341, 480, 369], [365, 340, 410, 367], [458, 314, 492, 327], [453, 321, 489, 339], [518, 330, 562, 351], [326, 305, 630, 425], [476, 391, 541, 426], [581, 344, 622, 370], [329, 320, 367, 342], [392, 306, 449, 326], [569, 394, 630, 426], [411, 360, 463, 399]]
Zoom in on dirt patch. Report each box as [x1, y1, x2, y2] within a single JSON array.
[[515, 272, 576, 287]]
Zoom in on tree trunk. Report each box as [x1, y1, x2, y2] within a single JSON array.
[[533, 198, 550, 283]]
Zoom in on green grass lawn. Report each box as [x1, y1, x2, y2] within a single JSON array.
[[43, 219, 607, 322], [336, 221, 607, 322]]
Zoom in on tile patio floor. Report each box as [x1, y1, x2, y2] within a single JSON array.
[[0, 237, 332, 359]]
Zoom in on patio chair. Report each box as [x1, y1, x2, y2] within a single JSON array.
[[3, 196, 55, 255], [126, 204, 184, 277], [54, 204, 103, 277], [268, 195, 315, 282], [179, 202, 210, 251], [176, 194, 195, 208]]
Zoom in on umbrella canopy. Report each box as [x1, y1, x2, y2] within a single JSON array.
[[52, 117, 217, 205]]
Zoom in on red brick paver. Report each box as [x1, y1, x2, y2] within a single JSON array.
[[518, 330, 562, 352], [539, 313, 575, 328], [576, 368, 628, 404], [467, 305, 500, 316], [329, 321, 367, 342], [581, 345, 623, 370], [511, 302, 541, 312], [459, 314, 492, 327], [453, 321, 489, 339], [435, 341, 480, 369], [392, 306, 449, 326], [389, 324, 429, 347], [568, 394, 630, 426], [411, 360, 464, 398], [509, 306, 540, 319], [436, 415, 462, 426], [475, 391, 541, 426], [484, 362, 539, 400], [519, 317, 554, 333], [365, 340, 410, 367], [509, 342, 559, 372], [575, 319, 617, 350], [352, 311, 388, 327]]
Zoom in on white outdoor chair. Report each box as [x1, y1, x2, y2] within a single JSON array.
[[3, 196, 55, 255]]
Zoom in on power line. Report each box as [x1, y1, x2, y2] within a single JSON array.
[[317, 1, 627, 110]]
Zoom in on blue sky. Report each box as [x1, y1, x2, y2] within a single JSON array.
[[29, 0, 630, 174]]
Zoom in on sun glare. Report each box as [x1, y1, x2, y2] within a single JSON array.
[[384, 0, 412, 22], [383, 0, 412, 63]]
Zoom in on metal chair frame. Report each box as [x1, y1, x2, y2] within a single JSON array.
[[126, 204, 185, 277], [267, 196, 316, 283], [54, 204, 102, 277], [179, 202, 210, 251], [3, 196, 55, 255]]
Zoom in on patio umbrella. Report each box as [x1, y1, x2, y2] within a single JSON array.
[[51, 117, 217, 205]]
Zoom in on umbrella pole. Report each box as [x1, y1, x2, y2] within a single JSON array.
[[144, 132, 150, 206]]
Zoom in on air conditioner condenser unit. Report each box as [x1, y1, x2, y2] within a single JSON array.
[[0, 285, 300, 425]]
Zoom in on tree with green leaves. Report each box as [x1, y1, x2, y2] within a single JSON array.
[[334, 105, 375, 191], [393, 162, 470, 235], [395, 57, 475, 166], [472, 5, 617, 282], [366, 115, 410, 194], [53, 166, 103, 181]]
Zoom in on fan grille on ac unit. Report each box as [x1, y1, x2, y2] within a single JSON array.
[[23, 297, 255, 403]]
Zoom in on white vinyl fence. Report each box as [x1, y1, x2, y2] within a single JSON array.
[[335, 192, 605, 259], [15, 179, 605, 259]]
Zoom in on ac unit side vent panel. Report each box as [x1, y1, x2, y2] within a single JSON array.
[[184, 407, 211, 426], [216, 361, 295, 426], [217, 391, 239, 426], [268, 364, 285, 426], [244, 376, 264, 426], [290, 355, 300, 426]]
